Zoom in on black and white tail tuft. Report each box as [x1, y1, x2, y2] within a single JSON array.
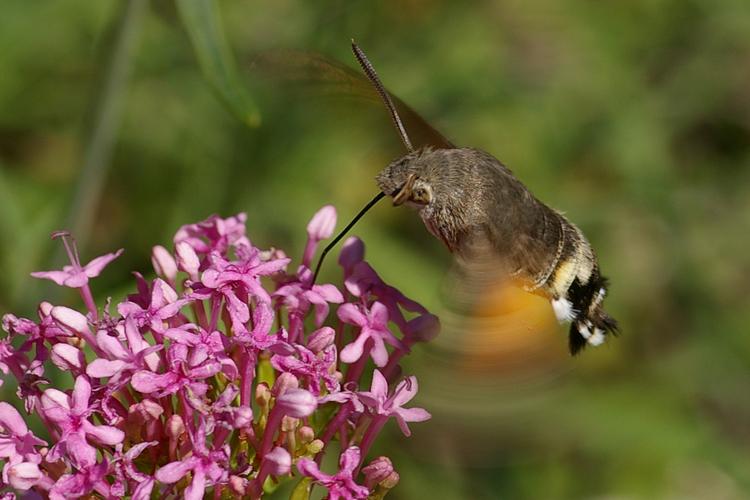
[[566, 272, 618, 355]]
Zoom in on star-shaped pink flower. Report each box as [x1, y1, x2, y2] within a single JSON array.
[[31, 232, 122, 289], [297, 446, 369, 500], [338, 302, 405, 367]]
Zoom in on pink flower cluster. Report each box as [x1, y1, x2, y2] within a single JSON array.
[[0, 207, 438, 499]]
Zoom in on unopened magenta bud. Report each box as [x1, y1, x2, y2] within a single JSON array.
[[266, 446, 292, 476], [272, 372, 299, 397], [275, 388, 317, 418], [307, 326, 335, 353], [298, 425, 315, 444], [166, 414, 185, 439], [151, 245, 178, 281], [233, 406, 253, 429], [363, 456, 395, 489]]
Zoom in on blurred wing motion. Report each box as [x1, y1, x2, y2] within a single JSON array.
[[441, 238, 567, 378], [248, 49, 455, 150], [414, 252, 572, 461]]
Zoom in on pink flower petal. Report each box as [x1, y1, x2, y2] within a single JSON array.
[[390, 377, 418, 408], [297, 458, 329, 482], [369, 370, 389, 399], [312, 284, 344, 303], [188, 361, 221, 380], [395, 407, 431, 424], [50, 344, 84, 371], [253, 257, 291, 276], [369, 336, 389, 367], [131, 371, 179, 394], [0, 402, 28, 435], [83, 249, 124, 278], [305, 293, 331, 327], [71, 376, 91, 414], [155, 459, 195, 483], [340, 331, 370, 364], [370, 302, 389, 327], [86, 359, 126, 378], [40, 388, 71, 422], [95, 331, 128, 360], [132, 478, 155, 500], [337, 304, 367, 327], [66, 431, 97, 468], [30, 270, 75, 287], [184, 468, 206, 500], [8, 461, 41, 490], [339, 446, 362, 473], [82, 421, 124, 445], [225, 290, 249, 326], [152, 278, 178, 307]]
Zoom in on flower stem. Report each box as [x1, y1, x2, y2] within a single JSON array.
[[355, 415, 387, 475], [79, 284, 99, 321]]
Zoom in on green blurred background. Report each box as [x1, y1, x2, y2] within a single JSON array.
[[1, 0, 749, 498]]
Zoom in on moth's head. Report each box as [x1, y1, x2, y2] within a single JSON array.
[[376, 149, 435, 208]]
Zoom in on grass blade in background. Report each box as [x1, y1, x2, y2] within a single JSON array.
[[176, 0, 261, 127], [64, 0, 147, 252]]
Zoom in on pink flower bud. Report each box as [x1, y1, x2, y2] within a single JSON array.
[[363, 456, 395, 489], [166, 414, 185, 439], [229, 475, 248, 495], [151, 245, 178, 281], [281, 415, 299, 432], [255, 383, 271, 408], [307, 326, 335, 353], [405, 313, 440, 343], [39, 301, 54, 317], [272, 372, 299, 397], [306, 205, 337, 241], [175, 241, 200, 279], [51, 306, 90, 336], [302, 205, 337, 266], [338, 236, 365, 271], [298, 425, 315, 444], [265, 446, 291, 476], [129, 399, 164, 422], [7, 462, 42, 490], [50, 343, 84, 371], [382, 471, 400, 489], [233, 406, 254, 429], [275, 388, 317, 418]]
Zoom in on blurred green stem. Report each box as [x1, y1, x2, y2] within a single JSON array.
[[62, 0, 146, 253]]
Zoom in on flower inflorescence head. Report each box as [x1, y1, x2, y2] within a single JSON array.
[[0, 206, 437, 499]]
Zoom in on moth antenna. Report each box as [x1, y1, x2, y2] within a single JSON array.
[[312, 191, 386, 283], [351, 41, 414, 152]]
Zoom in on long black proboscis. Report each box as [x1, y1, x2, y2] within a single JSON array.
[[312, 191, 386, 283]]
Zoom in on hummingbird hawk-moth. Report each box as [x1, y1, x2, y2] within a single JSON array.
[[296, 42, 619, 355]]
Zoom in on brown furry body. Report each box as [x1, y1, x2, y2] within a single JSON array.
[[376, 147, 618, 354]]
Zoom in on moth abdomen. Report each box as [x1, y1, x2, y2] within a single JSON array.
[[538, 215, 618, 355]]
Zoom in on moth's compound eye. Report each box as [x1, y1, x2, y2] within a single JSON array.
[[411, 183, 432, 205]]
